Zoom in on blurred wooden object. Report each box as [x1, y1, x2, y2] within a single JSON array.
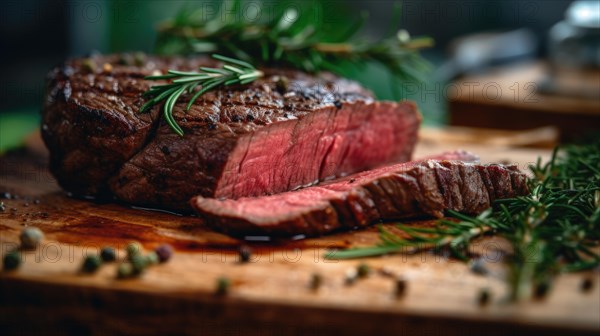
[[448, 62, 600, 141], [420, 126, 559, 149]]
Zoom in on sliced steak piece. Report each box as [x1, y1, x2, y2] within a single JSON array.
[[191, 152, 529, 237], [42, 54, 421, 211]]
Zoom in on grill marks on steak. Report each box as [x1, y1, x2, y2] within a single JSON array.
[[43, 54, 421, 210], [191, 152, 529, 237]]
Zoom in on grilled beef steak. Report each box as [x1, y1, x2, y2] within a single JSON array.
[[42, 54, 421, 211], [191, 152, 529, 237]]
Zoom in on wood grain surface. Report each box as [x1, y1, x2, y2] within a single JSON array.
[[1, 132, 598, 336]]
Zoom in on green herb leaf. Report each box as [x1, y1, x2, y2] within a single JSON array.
[[139, 54, 263, 135]]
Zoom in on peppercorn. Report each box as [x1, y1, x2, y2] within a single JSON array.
[[275, 76, 289, 94], [0, 192, 11, 199], [81, 58, 97, 73], [154, 244, 173, 263], [133, 52, 146, 66], [103, 63, 113, 73], [216, 277, 230, 295], [580, 276, 594, 292], [20, 227, 44, 249], [100, 247, 117, 262], [478, 288, 491, 306], [81, 255, 102, 273], [345, 269, 358, 285], [395, 277, 407, 299], [0, 201, 5, 212], [145, 252, 159, 265], [534, 279, 551, 299], [310, 273, 322, 290], [130, 254, 148, 275], [357, 263, 370, 278], [238, 245, 252, 263], [3, 250, 21, 271], [469, 258, 489, 276], [126, 242, 142, 260], [117, 263, 134, 279]]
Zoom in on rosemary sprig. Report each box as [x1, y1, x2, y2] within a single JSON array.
[[144, 1, 431, 135], [328, 139, 600, 301], [155, 1, 432, 81], [140, 54, 263, 136]]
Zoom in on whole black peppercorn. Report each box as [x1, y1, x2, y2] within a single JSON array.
[[100, 247, 117, 262], [534, 280, 551, 299], [333, 100, 342, 109], [3, 250, 21, 271], [395, 277, 407, 299], [478, 288, 491, 306], [580, 277, 594, 292], [310, 273, 323, 290], [81, 255, 102, 273], [238, 245, 252, 263], [154, 244, 173, 263]]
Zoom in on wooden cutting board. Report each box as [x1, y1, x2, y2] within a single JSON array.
[[1, 133, 598, 336]]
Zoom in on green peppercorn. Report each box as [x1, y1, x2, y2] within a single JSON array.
[[133, 52, 146, 66], [3, 250, 21, 271], [81, 58, 97, 73], [126, 242, 142, 260], [20, 227, 44, 249], [478, 288, 491, 306], [117, 263, 134, 279], [145, 252, 159, 266], [357, 263, 370, 278], [310, 273, 322, 290], [275, 76, 289, 94], [130, 254, 147, 275], [81, 255, 102, 273], [100, 247, 117, 262], [216, 277, 230, 296]]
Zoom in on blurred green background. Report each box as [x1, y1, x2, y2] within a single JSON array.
[[0, 0, 572, 153]]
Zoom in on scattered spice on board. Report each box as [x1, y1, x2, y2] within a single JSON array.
[[3, 250, 21, 271], [20, 227, 44, 249], [216, 277, 230, 296], [81, 255, 102, 273], [100, 247, 117, 262], [154, 244, 173, 263]]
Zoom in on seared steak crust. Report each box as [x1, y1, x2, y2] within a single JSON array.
[[43, 54, 420, 210]]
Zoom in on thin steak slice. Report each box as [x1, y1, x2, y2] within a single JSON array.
[[42, 54, 421, 211], [191, 151, 529, 237]]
